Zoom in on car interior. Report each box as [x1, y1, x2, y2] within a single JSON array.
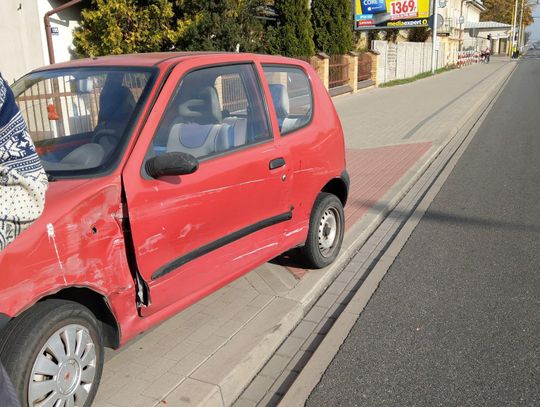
[[151, 67, 270, 161]]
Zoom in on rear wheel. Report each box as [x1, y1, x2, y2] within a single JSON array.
[[300, 192, 345, 269], [0, 300, 103, 407]]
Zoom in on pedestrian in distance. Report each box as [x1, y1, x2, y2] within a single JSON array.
[[481, 47, 490, 63], [0, 72, 48, 407], [512, 44, 519, 59]]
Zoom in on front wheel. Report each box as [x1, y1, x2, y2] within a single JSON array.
[[0, 300, 104, 407], [300, 192, 345, 269]]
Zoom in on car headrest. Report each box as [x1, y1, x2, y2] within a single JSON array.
[[269, 84, 289, 118], [178, 86, 222, 125], [98, 85, 136, 123]]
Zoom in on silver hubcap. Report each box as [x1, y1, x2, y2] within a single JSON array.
[[29, 324, 97, 407], [318, 207, 340, 257]]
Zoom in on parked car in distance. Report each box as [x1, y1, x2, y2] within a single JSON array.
[[0, 52, 348, 406]]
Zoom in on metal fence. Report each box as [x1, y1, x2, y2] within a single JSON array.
[[220, 74, 248, 114], [329, 55, 349, 88], [357, 53, 372, 82], [15, 73, 148, 141], [16, 76, 102, 141]]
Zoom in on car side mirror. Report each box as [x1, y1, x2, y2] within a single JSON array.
[[145, 152, 199, 178]]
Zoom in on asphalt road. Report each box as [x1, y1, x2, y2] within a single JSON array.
[[307, 53, 540, 406]]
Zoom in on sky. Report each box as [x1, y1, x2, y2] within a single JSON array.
[[528, 4, 540, 41]]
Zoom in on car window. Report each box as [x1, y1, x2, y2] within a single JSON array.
[[150, 64, 271, 161], [12, 68, 154, 176], [262, 65, 313, 135]]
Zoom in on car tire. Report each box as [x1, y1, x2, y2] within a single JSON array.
[[300, 192, 345, 269], [0, 299, 104, 407]]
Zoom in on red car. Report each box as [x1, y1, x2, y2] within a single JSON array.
[[0, 52, 348, 406]]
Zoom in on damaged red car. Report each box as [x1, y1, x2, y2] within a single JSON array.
[[0, 52, 348, 406]]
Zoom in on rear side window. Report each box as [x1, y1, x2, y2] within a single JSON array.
[[263, 65, 313, 135], [150, 64, 271, 161]]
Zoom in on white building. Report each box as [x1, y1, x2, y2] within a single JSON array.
[[463, 21, 512, 53], [0, 0, 81, 84], [437, 0, 511, 61]]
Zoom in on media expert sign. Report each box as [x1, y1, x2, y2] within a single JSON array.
[[354, 0, 430, 29]]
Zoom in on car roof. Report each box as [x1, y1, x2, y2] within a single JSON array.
[[35, 52, 305, 72]]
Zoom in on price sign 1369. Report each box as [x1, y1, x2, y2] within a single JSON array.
[[389, 0, 417, 18]]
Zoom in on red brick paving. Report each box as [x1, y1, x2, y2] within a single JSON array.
[[288, 142, 432, 279], [344, 142, 432, 229]]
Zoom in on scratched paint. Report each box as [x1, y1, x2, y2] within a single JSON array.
[[47, 223, 67, 285], [233, 242, 279, 261], [0, 178, 135, 317]]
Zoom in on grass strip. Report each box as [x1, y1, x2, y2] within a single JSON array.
[[380, 65, 456, 88]]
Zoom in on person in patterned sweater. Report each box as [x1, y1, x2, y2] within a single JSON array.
[[1, 73, 48, 406], [0, 74, 48, 252]]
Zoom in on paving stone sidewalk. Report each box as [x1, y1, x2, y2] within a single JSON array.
[[93, 59, 515, 407]]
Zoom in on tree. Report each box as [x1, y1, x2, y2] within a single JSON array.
[[311, 0, 353, 54], [266, 0, 315, 56], [73, 0, 177, 57], [73, 0, 266, 56], [481, 0, 533, 26], [173, 0, 266, 52], [408, 27, 431, 42]]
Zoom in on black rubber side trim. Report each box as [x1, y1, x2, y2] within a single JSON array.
[[0, 313, 11, 334], [341, 169, 350, 192], [152, 211, 293, 280]]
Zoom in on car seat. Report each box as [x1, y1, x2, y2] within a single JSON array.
[[94, 74, 136, 154], [166, 87, 231, 158], [268, 84, 297, 133]]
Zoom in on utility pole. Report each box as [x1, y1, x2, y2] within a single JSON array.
[[431, 0, 438, 74], [518, 0, 525, 51], [510, 0, 519, 56]]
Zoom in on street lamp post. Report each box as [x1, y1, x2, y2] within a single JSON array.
[[518, 0, 525, 51], [431, 0, 438, 74], [510, 0, 520, 56], [458, 0, 467, 52]]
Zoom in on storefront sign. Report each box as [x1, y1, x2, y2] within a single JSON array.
[[354, 0, 431, 29]]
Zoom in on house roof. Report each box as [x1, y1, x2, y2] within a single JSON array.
[[464, 21, 512, 30], [468, 0, 486, 11]]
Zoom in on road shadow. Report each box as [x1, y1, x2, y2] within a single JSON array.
[[367, 199, 540, 233]]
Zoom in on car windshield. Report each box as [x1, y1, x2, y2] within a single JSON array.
[[12, 67, 155, 178]]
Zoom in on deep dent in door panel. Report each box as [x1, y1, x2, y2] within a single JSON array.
[[0, 182, 135, 317]]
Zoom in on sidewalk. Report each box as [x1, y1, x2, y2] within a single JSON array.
[[93, 59, 516, 407]]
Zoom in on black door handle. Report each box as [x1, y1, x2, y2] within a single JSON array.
[[269, 157, 286, 170]]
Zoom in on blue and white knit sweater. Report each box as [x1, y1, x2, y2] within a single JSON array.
[[0, 76, 48, 251]]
